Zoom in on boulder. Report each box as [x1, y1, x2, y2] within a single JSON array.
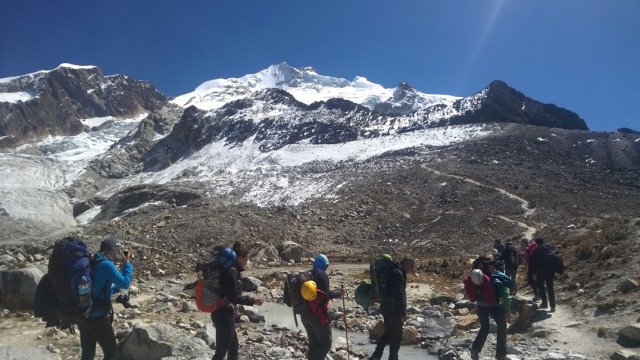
[[276, 241, 303, 263], [240, 276, 262, 292], [610, 349, 640, 360], [118, 322, 212, 360], [0, 267, 44, 307], [618, 324, 640, 347]]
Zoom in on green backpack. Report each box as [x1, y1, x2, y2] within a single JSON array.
[[355, 254, 396, 307]]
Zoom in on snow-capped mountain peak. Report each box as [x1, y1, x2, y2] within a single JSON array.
[[172, 63, 453, 113]]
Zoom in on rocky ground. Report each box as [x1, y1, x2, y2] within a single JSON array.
[[1, 220, 639, 360], [1, 124, 639, 359]]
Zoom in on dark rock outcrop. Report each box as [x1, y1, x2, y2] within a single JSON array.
[[92, 184, 203, 221], [0, 65, 168, 148], [448, 80, 589, 131]]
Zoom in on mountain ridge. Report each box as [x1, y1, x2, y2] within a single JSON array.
[[1, 63, 587, 150]]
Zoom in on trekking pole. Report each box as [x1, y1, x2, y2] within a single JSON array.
[[341, 284, 350, 360]]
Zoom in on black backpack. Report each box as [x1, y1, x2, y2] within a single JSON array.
[[371, 254, 398, 302], [502, 244, 519, 269], [549, 250, 564, 275], [34, 237, 98, 330], [283, 270, 313, 314], [538, 244, 564, 275]]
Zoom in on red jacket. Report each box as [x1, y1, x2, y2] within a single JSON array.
[[309, 290, 330, 324], [524, 242, 537, 265]]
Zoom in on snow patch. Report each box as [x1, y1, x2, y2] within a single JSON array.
[[0, 92, 34, 103]]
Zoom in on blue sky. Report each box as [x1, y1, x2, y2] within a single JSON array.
[[1, 0, 638, 132]]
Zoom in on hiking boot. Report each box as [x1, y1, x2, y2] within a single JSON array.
[[470, 348, 480, 360], [540, 302, 548, 309], [368, 353, 382, 360], [550, 306, 556, 312]]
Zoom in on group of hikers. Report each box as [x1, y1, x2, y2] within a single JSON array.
[[465, 237, 564, 360], [38, 234, 563, 360]]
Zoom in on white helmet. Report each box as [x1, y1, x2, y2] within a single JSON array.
[[471, 269, 484, 286]]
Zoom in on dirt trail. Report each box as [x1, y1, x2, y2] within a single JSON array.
[[421, 165, 538, 240], [532, 305, 617, 359]]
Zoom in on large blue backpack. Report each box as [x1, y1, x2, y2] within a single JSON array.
[[42, 237, 93, 327]]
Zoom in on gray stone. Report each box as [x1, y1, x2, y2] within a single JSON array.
[[276, 241, 303, 263], [610, 349, 640, 360], [0, 267, 44, 306], [619, 278, 639, 294], [240, 276, 262, 292], [619, 324, 640, 342], [118, 322, 212, 360]]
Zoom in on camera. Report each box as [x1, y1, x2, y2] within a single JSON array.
[[116, 294, 132, 309]]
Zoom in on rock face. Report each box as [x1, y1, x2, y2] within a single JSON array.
[[447, 81, 588, 130], [0, 65, 168, 148]]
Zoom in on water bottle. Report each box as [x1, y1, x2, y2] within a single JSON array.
[[78, 276, 90, 295]]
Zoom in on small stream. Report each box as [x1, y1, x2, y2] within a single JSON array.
[[260, 302, 438, 360]]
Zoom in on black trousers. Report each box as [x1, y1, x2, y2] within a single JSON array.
[[527, 265, 538, 296], [372, 306, 403, 360], [300, 311, 332, 360], [78, 315, 117, 360], [211, 307, 238, 360], [472, 305, 507, 358], [537, 271, 556, 308]]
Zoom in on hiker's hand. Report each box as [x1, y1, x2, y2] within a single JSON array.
[[254, 296, 265, 306]]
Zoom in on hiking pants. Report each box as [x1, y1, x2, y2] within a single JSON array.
[[536, 271, 556, 308], [527, 265, 538, 296], [472, 305, 507, 359], [505, 267, 518, 296], [211, 307, 239, 360], [371, 306, 403, 360], [78, 315, 117, 360], [300, 311, 332, 360]]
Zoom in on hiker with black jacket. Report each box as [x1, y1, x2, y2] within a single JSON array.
[[530, 238, 558, 312], [499, 240, 520, 295], [368, 257, 415, 360], [302, 254, 344, 360], [79, 235, 132, 360], [212, 242, 264, 360]]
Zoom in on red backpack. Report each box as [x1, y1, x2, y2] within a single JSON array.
[[463, 273, 497, 305]]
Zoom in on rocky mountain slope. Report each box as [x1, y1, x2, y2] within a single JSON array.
[[0, 64, 638, 359], [0, 64, 167, 148]]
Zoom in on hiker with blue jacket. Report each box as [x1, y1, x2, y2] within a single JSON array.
[[368, 257, 415, 360], [78, 235, 133, 360], [301, 254, 344, 360]]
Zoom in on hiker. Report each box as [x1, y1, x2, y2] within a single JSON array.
[[530, 238, 560, 312], [493, 239, 505, 256], [301, 254, 344, 360], [499, 240, 520, 295], [78, 235, 132, 360], [211, 241, 264, 360], [368, 257, 416, 360], [521, 238, 539, 301], [465, 253, 510, 360]]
